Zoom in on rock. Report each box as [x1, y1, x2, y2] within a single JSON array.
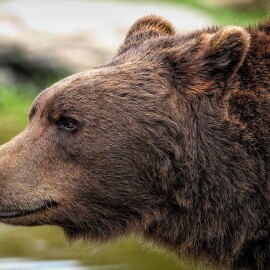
[[0, 0, 213, 87]]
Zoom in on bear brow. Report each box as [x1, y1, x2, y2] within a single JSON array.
[[28, 90, 49, 120], [29, 103, 39, 121]]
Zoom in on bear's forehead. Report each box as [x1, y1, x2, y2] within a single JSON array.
[[30, 62, 154, 116], [29, 69, 100, 118], [38, 57, 164, 98], [30, 32, 205, 118]]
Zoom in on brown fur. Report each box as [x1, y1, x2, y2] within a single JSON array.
[[0, 15, 269, 269]]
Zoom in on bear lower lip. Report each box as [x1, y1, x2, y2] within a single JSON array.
[[0, 201, 58, 219]]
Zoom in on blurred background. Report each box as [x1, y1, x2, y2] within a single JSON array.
[[0, 0, 268, 269]]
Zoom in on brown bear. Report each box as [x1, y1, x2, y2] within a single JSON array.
[[0, 15, 269, 269]]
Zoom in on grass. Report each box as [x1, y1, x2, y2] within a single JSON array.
[[135, 0, 268, 25], [169, 0, 268, 25], [0, 84, 35, 143]]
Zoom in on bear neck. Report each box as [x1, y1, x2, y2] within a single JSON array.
[[143, 26, 270, 267], [145, 82, 268, 267]]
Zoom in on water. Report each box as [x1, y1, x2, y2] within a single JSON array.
[[0, 258, 128, 270], [0, 224, 214, 270], [0, 258, 89, 270], [0, 0, 212, 50], [0, 225, 174, 270]]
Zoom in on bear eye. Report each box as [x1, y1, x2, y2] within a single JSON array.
[[57, 118, 78, 132]]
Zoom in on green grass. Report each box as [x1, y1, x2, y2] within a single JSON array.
[[169, 0, 268, 25], [136, 0, 268, 25], [0, 85, 35, 143]]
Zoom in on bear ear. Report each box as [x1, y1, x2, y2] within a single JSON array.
[[203, 26, 250, 85], [117, 15, 175, 56]]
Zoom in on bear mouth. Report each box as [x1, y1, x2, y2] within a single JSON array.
[[0, 201, 58, 219]]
